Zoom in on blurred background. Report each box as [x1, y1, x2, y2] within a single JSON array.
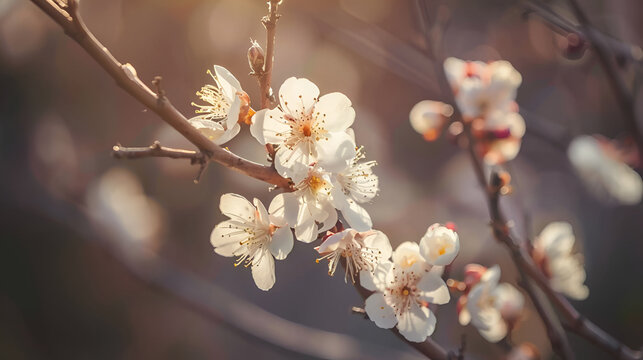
[[1, 0, 642, 359]]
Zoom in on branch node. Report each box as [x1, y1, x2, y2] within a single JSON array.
[[152, 76, 166, 100]]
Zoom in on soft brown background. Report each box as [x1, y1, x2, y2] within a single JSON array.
[[1, 0, 642, 359]]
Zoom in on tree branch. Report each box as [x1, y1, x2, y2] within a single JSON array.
[[29, 0, 292, 190], [563, 0, 642, 152], [258, 0, 281, 109], [112, 141, 204, 162]]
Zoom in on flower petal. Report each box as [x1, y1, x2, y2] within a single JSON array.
[[262, 108, 291, 145], [341, 200, 372, 232], [275, 142, 315, 180], [253, 198, 270, 227], [225, 93, 241, 130], [419, 224, 460, 266], [210, 220, 247, 257], [365, 293, 397, 329], [268, 193, 293, 227], [251, 250, 276, 291], [278, 77, 320, 116], [220, 193, 255, 223], [362, 230, 392, 261], [360, 261, 392, 291], [417, 272, 450, 305], [269, 226, 294, 260], [316, 131, 356, 173], [214, 123, 241, 145], [313, 92, 355, 132], [396, 303, 436, 342], [214, 65, 242, 95], [250, 109, 267, 144]]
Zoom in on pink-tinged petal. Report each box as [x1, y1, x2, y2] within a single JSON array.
[[417, 272, 450, 305], [269, 226, 294, 260], [262, 108, 291, 144], [317, 230, 349, 254], [278, 77, 320, 116], [219, 193, 255, 223], [251, 250, 276, 291], [313, 92, 355, 132], [365, 293, 397, 329], [396, 303, 435, 342]]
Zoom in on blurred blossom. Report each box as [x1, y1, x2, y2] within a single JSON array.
[[507, 343, 541, 360], [457, 265, 525, 343], [533, 222, 589, 300], [29, 115, 80, 198], [86, 168, 163, 252], [409, 100, 453, 141], [0, 2, 48, 62], [568, 135, 642, 205]]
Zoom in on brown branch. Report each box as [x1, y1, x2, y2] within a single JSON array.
[[521, 0, 643, 65], [29, 0, 292, 190], [258, 0, 281, 109], [563, 0, 643, 152], [112, 142, 204, 162]]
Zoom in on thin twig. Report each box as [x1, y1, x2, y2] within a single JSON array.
[[521, 0, 643, 65], [564, 0, 642, 152], [29, 0, 292, 190], [112, 141, 204, 161], [258, 0, 281, 109]]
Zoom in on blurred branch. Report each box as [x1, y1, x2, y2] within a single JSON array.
[[257, 0, 281, 109], [29, 0, 292, 190], [562, 0, 643, 154], [521, 0, 643, 66]]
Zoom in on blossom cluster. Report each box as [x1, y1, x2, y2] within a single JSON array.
[[410, 57, 526, 165]]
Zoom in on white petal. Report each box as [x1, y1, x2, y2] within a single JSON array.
[[214, 65, 242, 95], [251, 250, 276, 291], [250, 109, 267, 145], [269, 193, 298, 228], [313, 92, 355, 132], [188, 117, 225, 141], [210, 220, 247, 257], [318, 206, 338, 233], [295, 217, 318, 243], [419, 224, 460, 266], [214, 123, 241, 145], [275, 142, 314, 180], [220, 193, 255, 223], [269, 226, 294, 260], [481, 265, 501, 288], [317, 230, 350, 254], [316, 131, 357, 173], [476, 309, 507, 343], [392, 242, 422, 267], [396, 303, 435, 342], [225, 93, 241, 130], [360, 261, 392, 291], [341, 200, 372, 232], [417, 272, 450, 305], [535, 222, 575, 258], [365, 293, 397, 329], [262, 108, 291, 144], [363, 231, 392, 261], [459, 307, 471, 326], [278, 77, 320, 116], [409, 100, 451, 136], [253, 198, 270, 227]]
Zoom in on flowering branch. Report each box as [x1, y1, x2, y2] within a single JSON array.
[[257, 0, 281, 109], [29, 0, 292, 190], [563, 0, 643, 154]]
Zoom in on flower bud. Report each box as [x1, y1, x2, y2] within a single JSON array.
[[247, 40, 265, 75]]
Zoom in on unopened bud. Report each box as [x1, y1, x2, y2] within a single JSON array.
[[248, 40, 265, 75]]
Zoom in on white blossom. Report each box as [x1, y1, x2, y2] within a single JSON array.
[[443, 58, 522, 120], [210, 194, 293, 291], [475, 110, 526, 165], [409, 100, 454, 141], [533, 222, 589, 300], [458, 265, 525, 343], [269, 164, 337, 243], [316, 228, 392, 282], [250, 77, 357, 179], [189, 65, 246, 145], [361, 231, 458, 342], [330, 147, 379, 231], [568, 135, 642, 205]]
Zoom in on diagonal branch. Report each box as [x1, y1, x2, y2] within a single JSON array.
[[29, 0, 292, 190], [112, 141, 204, 162]]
